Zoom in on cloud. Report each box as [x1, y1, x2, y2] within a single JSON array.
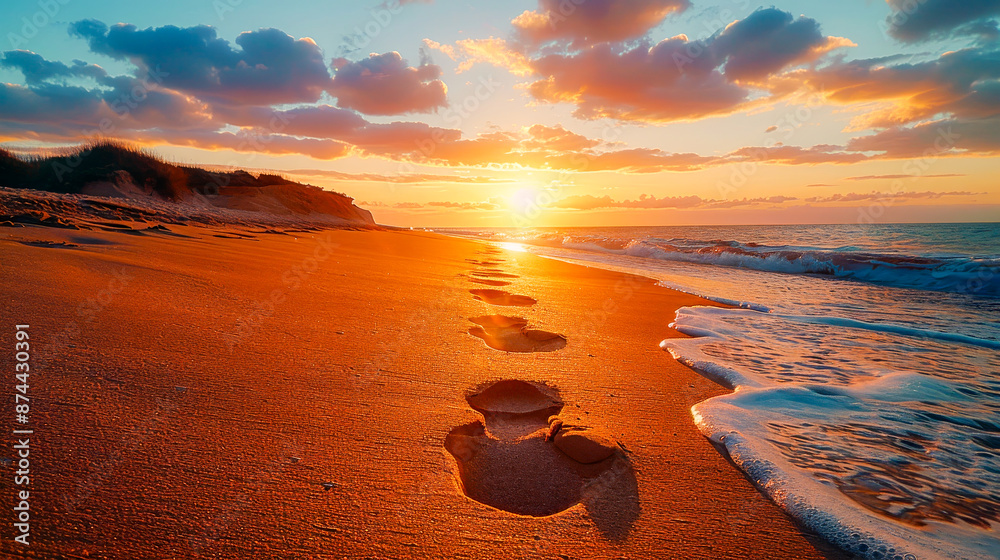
[[528, 39, 748, 122], [424, 38, 534, 77], [846, 116, 999, 157], [214, 104, 461, 155], [550, 193, 797, 210], [376, 191, 985, 213], [0, 82, 107, 129], [428, 198, 503, 210], [710, 8, 853, 82], [522, 124, 600, 151], [545, 148, 720, 172], [519, 9, 851, 122], [70, 20, 332, 105], [1, 50, 107, 84], [792, 47, 1000, 130], [729, 144, 871, 165], [407, 126, 721, 172], [512, 0, 690, 47], [284, 168, 511, 184], [0, 67, 723, 172], [330, 52, 447, 115], [141, 129, 352, 160], [552, 193, 705, 209], [884, 0, 1000, 42], [356, 201, 429, 209], [806, 190, 983, 203], [845, 173, 965, 180], [703, 195, 799, 209]]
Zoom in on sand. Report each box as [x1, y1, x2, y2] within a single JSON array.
[[0, 223, 848, 559]]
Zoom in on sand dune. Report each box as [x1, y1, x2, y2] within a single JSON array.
[[0, 144, 375, 230]]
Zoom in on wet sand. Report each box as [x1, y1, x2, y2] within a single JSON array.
[[0, 224, 848, 559]]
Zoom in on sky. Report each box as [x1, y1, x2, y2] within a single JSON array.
[[1, 0, 999, 227]]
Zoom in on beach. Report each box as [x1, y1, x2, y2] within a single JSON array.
[[0, 224, 847, 559]]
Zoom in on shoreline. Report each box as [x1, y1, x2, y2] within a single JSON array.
[[1, 223, 847, 559]]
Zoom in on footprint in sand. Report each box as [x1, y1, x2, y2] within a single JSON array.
[[468, 315, 566, 352], [470, 289, 537, 307], [466, 258, 506, 266], [471, 270, 519, 279], [468, 278, 511, 287], [444, 380, 639, 536]]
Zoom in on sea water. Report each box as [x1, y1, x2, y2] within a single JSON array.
[[441, 223, 1000, 560]]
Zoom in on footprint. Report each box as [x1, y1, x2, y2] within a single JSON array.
[[471, 270, 519, 279], [470, 289, 537, 307], [468, 315, 567, 353], [466, 259, 507, 266], [444, 380, 639, 532], [466, 379, 563, 425], [469, 278, 511, 287]]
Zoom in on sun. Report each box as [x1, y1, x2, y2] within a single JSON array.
[[507, 185, 556, 227]]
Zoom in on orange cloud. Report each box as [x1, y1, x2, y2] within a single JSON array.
[[786, 48, 1000, 130], [528, 39, 748, 122], [805, 191, 984, 203], [425, 38, 534, 77], [729, 145, 871, 165], [284, 168, 512, 184], [512, 0, 690, 47], [448, 9, 853, 124], [330, 52, 447, 115], [521, 124, 600, 152]]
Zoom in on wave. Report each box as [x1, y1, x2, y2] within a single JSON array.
[[663, 305, 1000, 560], [445, 226, 1000, 558], [489, 232, 1000, 297]]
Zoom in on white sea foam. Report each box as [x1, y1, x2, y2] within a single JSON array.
[[666, 305, 1000, 560], [443, 224, 1000, 559]]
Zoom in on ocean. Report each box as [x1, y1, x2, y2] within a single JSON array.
[[440, 223, 1000, 560]]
